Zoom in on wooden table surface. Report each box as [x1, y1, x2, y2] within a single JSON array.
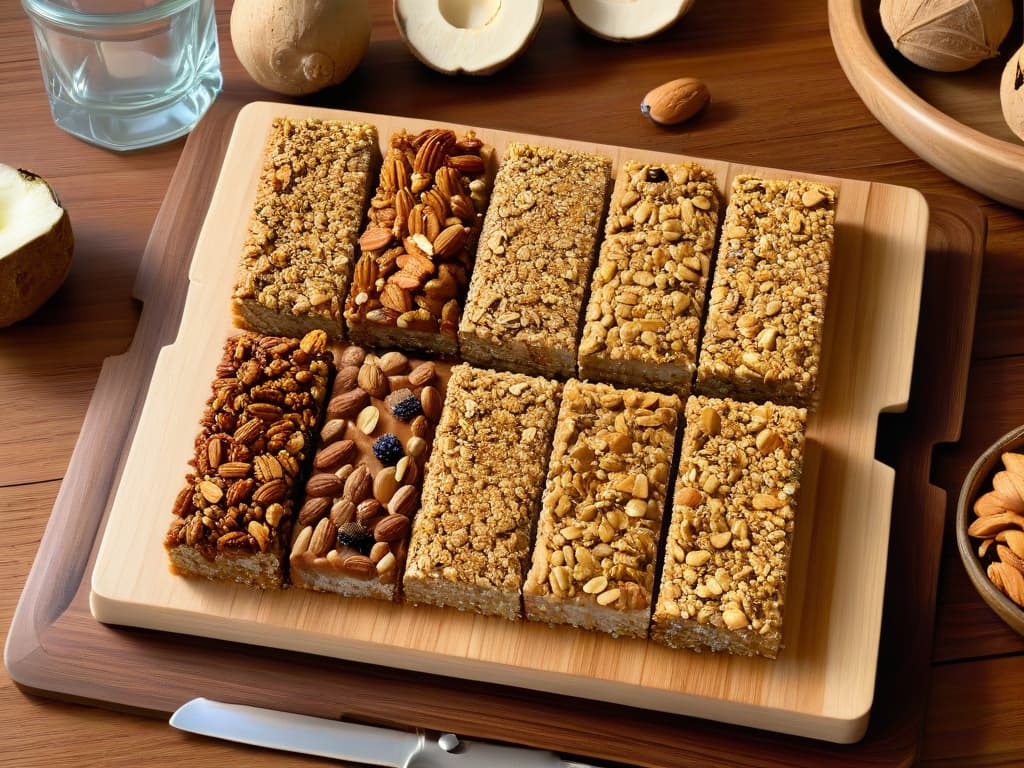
[[2, 0, 1022, 765]]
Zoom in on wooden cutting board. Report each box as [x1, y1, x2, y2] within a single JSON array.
[[86, 102, 928, 744]]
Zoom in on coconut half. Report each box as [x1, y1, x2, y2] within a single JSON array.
[[562, 0, 696, 41], [0, 164, 73, 328], [393, 0, 544, 75]]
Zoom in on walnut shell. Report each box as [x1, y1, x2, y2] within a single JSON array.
[[880, 0, 1014, 72]]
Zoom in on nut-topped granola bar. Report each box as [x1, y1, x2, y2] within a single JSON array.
[[458, 143, 612, 378], [165, 330, 334, 589], [289, 345, 447, 600], [695, 175, 837, 407], [651, 396, 807, 658], [403, 364, 562, 620], [344, 128, 491, 357], [232, 118, 379, 340], [523, 380, 680, 638], [579, 161, 720, 394]]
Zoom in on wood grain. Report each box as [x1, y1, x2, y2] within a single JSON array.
[[1, 0, 1020, 766]]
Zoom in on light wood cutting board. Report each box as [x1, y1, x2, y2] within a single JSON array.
[[89, 102, 929, 744]]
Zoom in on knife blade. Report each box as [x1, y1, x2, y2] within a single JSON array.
[[170, 698, 598, 768]]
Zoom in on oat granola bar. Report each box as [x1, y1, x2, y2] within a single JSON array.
[[579, 161, 720, 394], [165, 331, 334, 589], [403, 364, 561, 620], [523, 380, 679, 638], [344, 128, 492, 357], [232, 118, 379, 340], [695, 176, 836, 406], [458, 142, 612, 378], [651, 396, 807, 658], [289, 345, 447, 601]]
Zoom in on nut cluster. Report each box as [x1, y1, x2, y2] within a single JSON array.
[[345, 128, 489, 345], [969, 451, 1024, 607], [166, 331, 333, 565], [290, 345, 443, 586], [525, 380, 679, 625]]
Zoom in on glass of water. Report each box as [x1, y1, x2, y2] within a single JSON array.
[[22, 0, 222, 151]]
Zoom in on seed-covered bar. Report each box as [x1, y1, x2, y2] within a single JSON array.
[[289, 345, 447, 601], [694, 175, 837, 407], [403, 364, 561, 620], [578, 161, 720, 394], [651, 396, 808, 658], [165, 331, 334, 589], [344, 128, 491, 357], [523, 380, 680, 638], [232, 118, 379, 340], [458, 142, 612, 378]]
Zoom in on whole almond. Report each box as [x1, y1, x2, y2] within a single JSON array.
[[298, 496, 331, 527], [993, 470, 1024, 512], [309, 517, 335, 558], [378, 351, 409, 376], [408, 361, 436, 387], [333, 365, 360, 394], [330, 498, 356, 527], [341, 554, 376, 579], [306, 472, 345, 498], [328, 388, 369, 419], [358, 363, 388, 398], [433, 224, 468, 258], [339, 346, 366, 367], [641, 77, 710, 126], [359, 226, 394, 252], [1003, 452, 1024, 478], [420, 385, 442, 421], [974, 490, 1008, 517], [357, 498, 383, 524], [388, 484, 419, 517], [374, 514, 411, 542], [344, 464, 372, 504], [320, 418, 348, 446], [315, 439, 356, 472]]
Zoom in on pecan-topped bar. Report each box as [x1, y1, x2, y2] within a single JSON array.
[[651, 396, 807, 658], [289, 345, 447, 600], [523, 380, 679, 638], [165, 331, 333, 589], [695, 176, 836, 406], [344, 128, 492, 357], [232, 118, 379, 340], [458, 143, 612, 378], [578, 161, 720, 394], [403, 364, 561, 620]]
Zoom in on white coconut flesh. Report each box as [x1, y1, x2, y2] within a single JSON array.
[[564, 0, 692, 40], [0, 165, 63, 258], [395, 0, 543, 74]]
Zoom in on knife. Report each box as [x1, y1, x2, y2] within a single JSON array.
[[171, 698, 601, 767]]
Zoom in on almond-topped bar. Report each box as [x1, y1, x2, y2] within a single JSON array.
[[165, 330, 334, 589], [232, 118, 379, 340], [695, 175, 837, 407], [458, 142, 612, 378], [403, 364, 561, 620], [344, 128, 491, 357], [289, 345, 447, 600], [651, 396, 808, 658], [523, 380, 679, 638], [578, 161, 720, 394]]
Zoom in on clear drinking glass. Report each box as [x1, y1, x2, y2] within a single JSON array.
[[22, 0, 222, 151]]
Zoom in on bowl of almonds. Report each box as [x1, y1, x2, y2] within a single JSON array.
[[957, 424, 1024, 636]]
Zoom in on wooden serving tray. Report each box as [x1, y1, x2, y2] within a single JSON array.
[[86, 102, 927, 744], [6, 97, 985, 768], [829, 0, 1024, 208]]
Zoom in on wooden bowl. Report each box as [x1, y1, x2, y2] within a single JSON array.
[[956, 424, 1024, 637], [828, 0, 1024, 208]]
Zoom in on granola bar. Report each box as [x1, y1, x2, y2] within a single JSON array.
[[523, 380, 679, 638], [694, 176, 836, 406], [403, 364, 562, 620], [579, 161, 720, 394], [458, 142, 612, 378], [289, 345, 447, 601], [232, 118, 379, 340], [651, 396, 807, 658], [344, 128, 492, 357], [165, 331, 334, 589]]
